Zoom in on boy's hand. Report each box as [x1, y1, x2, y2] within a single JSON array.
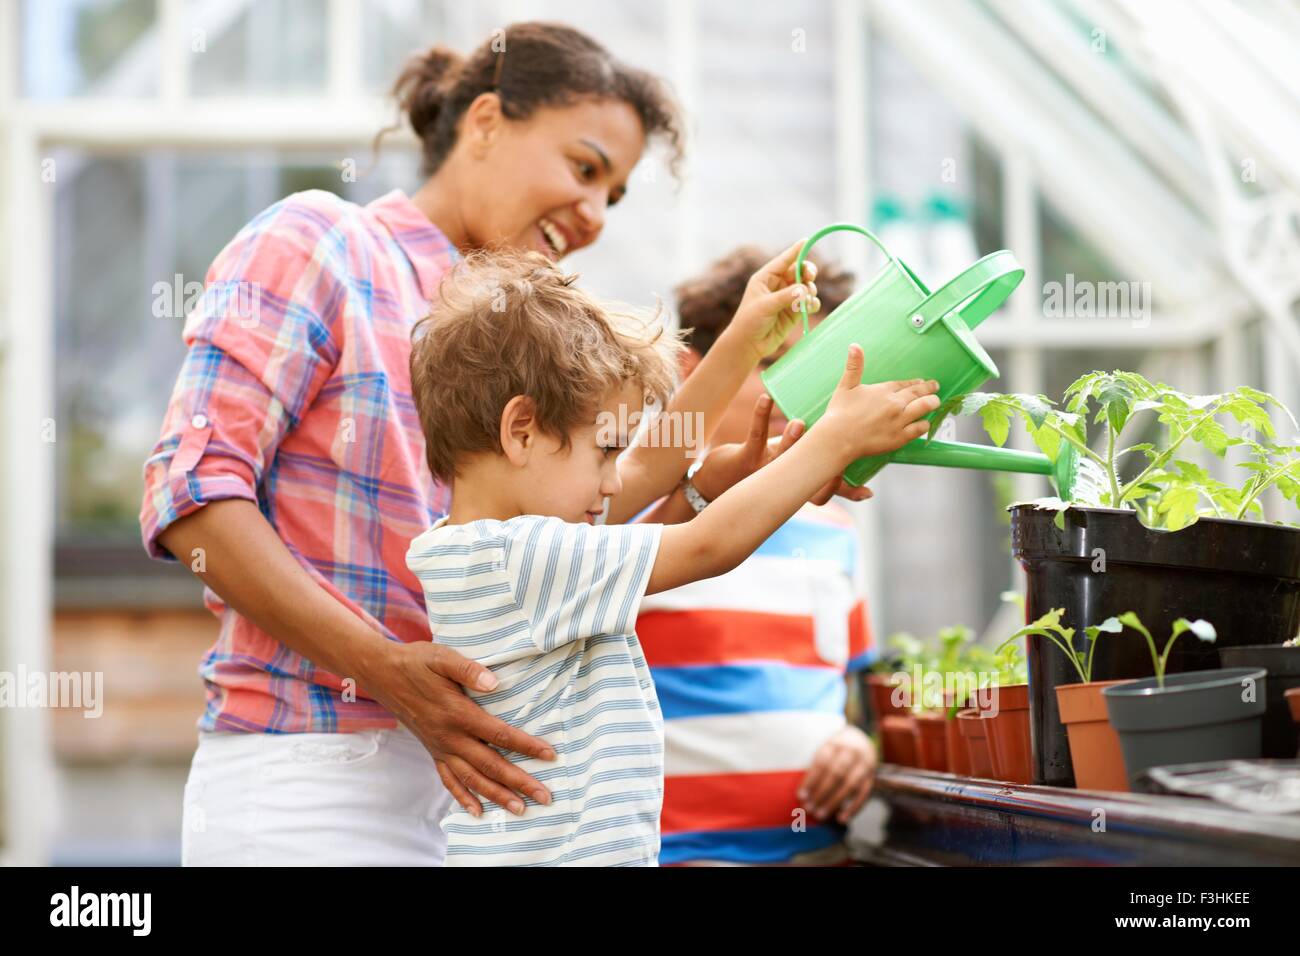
[[720, 240, 822, 364], [821, 345, 941, 462], [799, 724, 878, 824]]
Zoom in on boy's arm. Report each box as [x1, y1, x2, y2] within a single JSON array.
[[637, 394, 881, 526], [647, 347, 940, 595], [606, 243, 818, 525]]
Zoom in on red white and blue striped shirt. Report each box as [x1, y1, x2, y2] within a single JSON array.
[[637, 502, 873, 865]]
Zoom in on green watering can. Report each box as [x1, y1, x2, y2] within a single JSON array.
[[760, 223, 1081, 496]]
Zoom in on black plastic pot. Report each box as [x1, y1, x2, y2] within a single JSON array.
[[1218, 645, 1300, 758], [1011, 506, 1300, 786], [1102, 667, 1267, 786]]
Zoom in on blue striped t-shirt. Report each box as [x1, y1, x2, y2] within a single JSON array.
[[406, 514, 665, 866]]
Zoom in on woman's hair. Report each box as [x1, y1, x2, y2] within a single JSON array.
[[675, 246, 856, 356], [411, 249, 682, 483], [381, 21, 685, 178]]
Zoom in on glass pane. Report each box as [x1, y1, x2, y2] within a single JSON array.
[[361, 0, 448, 94], [21, 0, 159, 99], [51, 149, 422, 542], [1038, 196, 1152, 321], [188, 0, 326, 96]]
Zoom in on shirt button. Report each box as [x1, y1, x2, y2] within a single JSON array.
[[191, 414, 208, 429]]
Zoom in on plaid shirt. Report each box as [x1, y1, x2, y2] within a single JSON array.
[[141, 189, 457, 733]]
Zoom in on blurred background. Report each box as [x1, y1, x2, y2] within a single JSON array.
[[1, 0, 1298, 864]]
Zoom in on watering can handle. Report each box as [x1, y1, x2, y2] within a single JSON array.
[[909, 250, 1024, 335], [792, 223, 896, 335]]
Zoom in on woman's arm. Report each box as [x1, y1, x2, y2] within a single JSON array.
[[158, 499, 555, 817], [606, 242, 818, 524]]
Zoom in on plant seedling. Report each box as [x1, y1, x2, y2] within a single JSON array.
[[993, 607, 1119, 685], [930, 370, 1300, 530], [1106, 611, 1217, 687]]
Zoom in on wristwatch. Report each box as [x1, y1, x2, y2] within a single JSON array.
[[681, 457, 711, 514]]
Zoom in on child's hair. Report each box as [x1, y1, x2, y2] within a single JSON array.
[[411, 250, 681, 483], [675, 245, 855, 356]]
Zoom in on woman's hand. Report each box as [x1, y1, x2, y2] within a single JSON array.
[[691, 394, 802, 500], [157, 499, 557, 820], [720, 240, 821, 364], [798, 724, 878, 825], [692, 394, 874, 506], [365, 640, 557, 818]]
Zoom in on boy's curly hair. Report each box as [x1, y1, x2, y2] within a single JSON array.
[[675, 245, 855, 356], [411, 250, 682, 483]]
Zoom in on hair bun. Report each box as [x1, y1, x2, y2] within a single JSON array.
[[393, 45, 465, 141]]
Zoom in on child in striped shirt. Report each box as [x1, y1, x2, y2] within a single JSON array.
[[405, 249, 939, 866]]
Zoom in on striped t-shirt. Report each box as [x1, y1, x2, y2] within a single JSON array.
[[406, 514, 665, 866], [637, 502, 873, 865]]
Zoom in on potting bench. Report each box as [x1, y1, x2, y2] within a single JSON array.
[[850, 765, 1300, 865]]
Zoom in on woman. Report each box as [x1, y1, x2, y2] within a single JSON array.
[[142, 22, 823, 865]]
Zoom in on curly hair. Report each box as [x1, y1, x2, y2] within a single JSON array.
[[411, 249, 683, 482], [675, 246, 856, 355]]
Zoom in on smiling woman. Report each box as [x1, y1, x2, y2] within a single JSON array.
[[380, 22, 683, 259], [138, 20, 690, 866]]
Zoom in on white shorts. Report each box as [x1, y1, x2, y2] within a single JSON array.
[[181, 726, 452, 866]]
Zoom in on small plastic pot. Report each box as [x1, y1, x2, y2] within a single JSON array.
[[1286, 687, 1300, 756], [982, 683, 1033, 784], [1218, 645, 1300, 758], [956, 707, 995, 778], [867, 674, 907, 722], [1055, 679, 1133, 792], [912, 711, 950, 772], [1102, 667, 1268, 786], [945, 712, 972, 775], [880, 714, 919, 767]]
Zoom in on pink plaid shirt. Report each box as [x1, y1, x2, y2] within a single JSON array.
[[141, 189, 457, 733]]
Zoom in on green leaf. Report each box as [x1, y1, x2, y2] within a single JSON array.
[[1172, 618, 1217, 643], [980, 401, 1011, 447], [1093, 616, 1125, 635], [1096, 378, 1135, 436], [1156, 485, 1199, 531], [1118, 442, 1158, 461], [1191, 418, 1230, 457]]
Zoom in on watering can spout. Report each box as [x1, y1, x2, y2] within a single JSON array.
[[888, 439, 1081, 498]]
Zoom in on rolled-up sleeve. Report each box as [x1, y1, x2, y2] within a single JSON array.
[[140, 199, 343, 561]]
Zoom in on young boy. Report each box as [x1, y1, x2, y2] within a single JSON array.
[[405, 250, 939, 866]]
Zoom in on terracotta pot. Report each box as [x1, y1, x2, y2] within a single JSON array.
[[1055, 679, 1133, 792], [956, 708, 994, 778], [880, 714, 918, 766], [867, 674, 907, 722], [982, 683, 1033, 784], [945, 712, 972, 775], [1283, 687, 1300, 757], [912, 711, 949, 772]]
